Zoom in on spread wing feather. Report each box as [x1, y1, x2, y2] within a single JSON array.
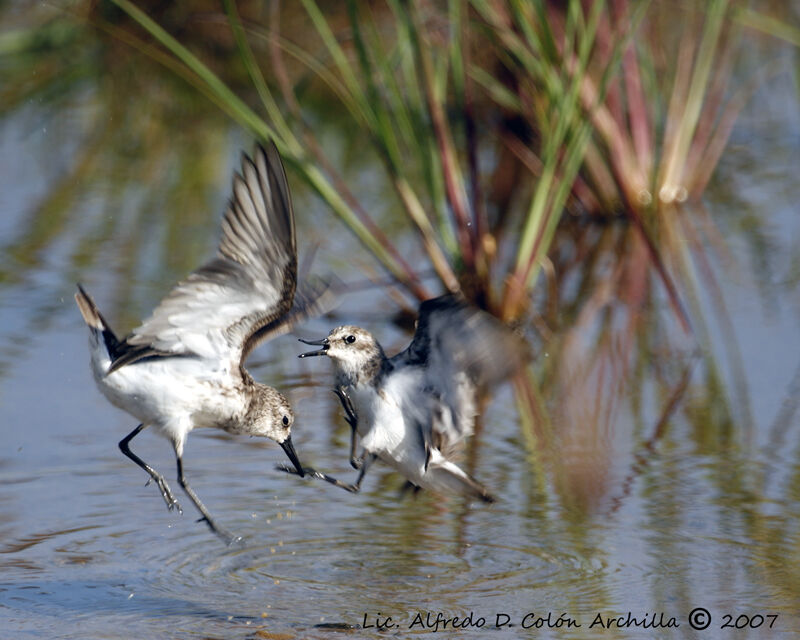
[[124, 142, 297, 370]]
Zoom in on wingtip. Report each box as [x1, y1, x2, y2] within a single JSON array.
[[218, 139, 294, 269], [253, 139, 281, 173], [238, 139, 284, 192]]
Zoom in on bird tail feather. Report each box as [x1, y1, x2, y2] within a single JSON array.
[[426, 460, 495, 503], [75, 284, 121, 356]]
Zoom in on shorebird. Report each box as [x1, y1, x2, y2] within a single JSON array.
[[293, 295, 529, 502], [75, 142, 322, 544]]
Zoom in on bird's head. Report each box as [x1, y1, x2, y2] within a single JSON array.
[[299, 325, 383, 383], [248, 386, 303, 477]]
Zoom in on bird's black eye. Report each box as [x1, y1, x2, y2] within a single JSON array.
[[282, 415, 290, 426], [345, 335, 356, 344]]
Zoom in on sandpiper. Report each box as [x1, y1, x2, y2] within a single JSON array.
[[75, 142, 323, 544], [294, 295, 529, 502]]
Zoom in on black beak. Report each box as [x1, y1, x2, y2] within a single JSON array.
[[279, 436, 304, 477], [298, 337, 329, 358]]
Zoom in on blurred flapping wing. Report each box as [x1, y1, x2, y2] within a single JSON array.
[[398, 295, 531, 450]]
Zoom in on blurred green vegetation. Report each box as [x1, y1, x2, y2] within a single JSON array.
[[2, 0, 796, 314]]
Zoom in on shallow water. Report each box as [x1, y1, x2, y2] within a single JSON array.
[[2, 6, 800, 640]]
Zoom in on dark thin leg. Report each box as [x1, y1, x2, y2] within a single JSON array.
[[278, 453, 378, 494], [332, 386, 358, 427], [348, 431, 361, 470], [175, 455, 239, 545], [350, 453, 376, 491], [332, 387, 361, 469], [119, 424, 181, 513]]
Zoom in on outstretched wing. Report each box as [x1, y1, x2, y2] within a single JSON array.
[[396, 295, 530, 454], [122, 142, 297, 372]]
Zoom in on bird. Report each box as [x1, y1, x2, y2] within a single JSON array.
[[293, 294, 530, 502], [75, 142, 325, 544]]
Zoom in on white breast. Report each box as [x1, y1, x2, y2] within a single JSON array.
[[352, 367, 429, 477]]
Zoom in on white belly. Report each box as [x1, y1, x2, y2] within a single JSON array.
[[93, 352, 243, 445], [351, 369, 429, 482]]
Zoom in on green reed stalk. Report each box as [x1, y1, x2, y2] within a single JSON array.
[[108, 0, 425, 296], [659, 0, 729, 200]]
